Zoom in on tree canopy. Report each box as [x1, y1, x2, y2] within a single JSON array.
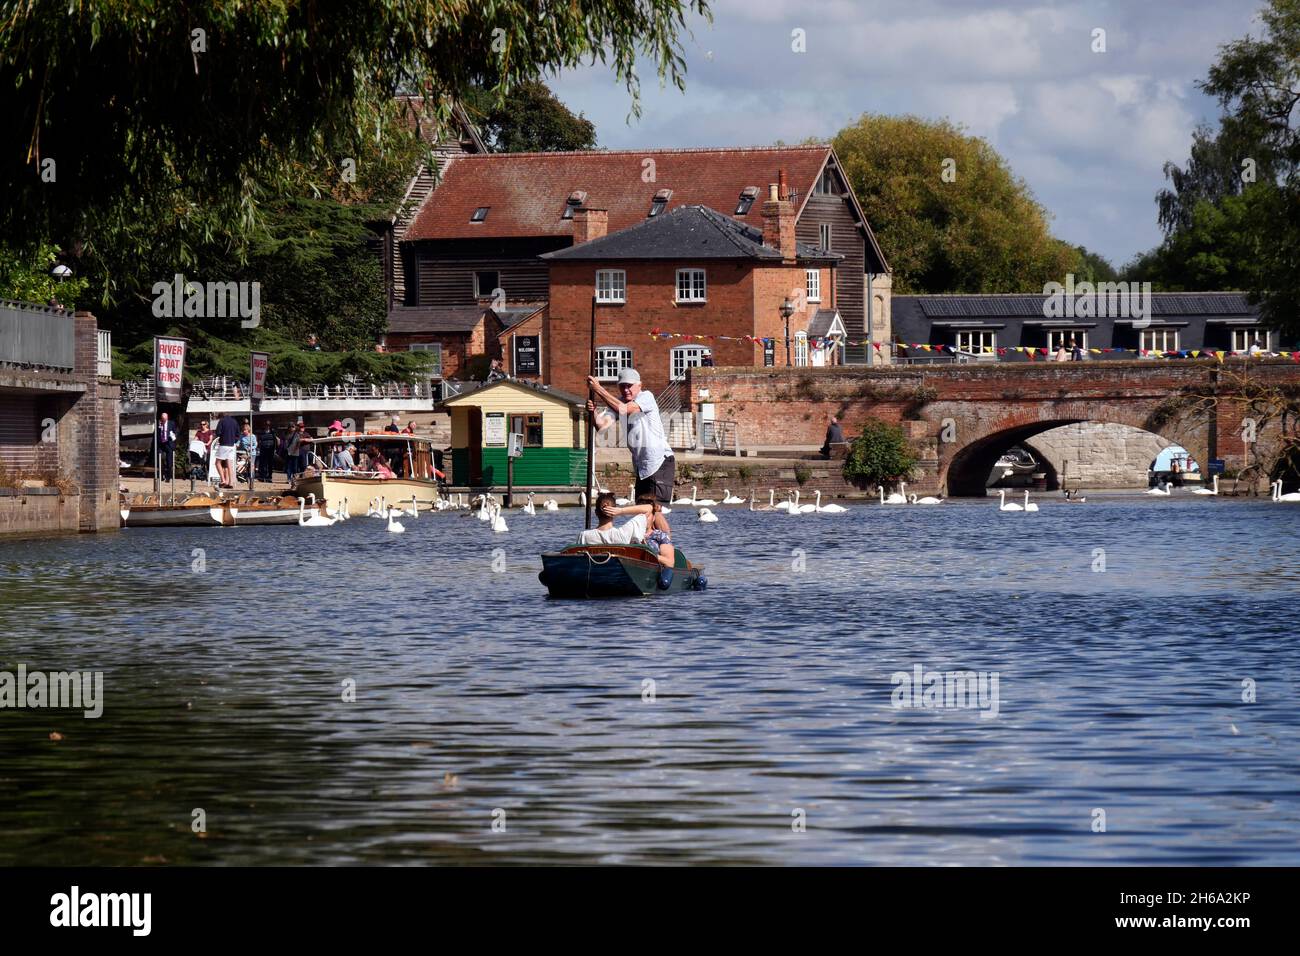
[[1129, 0, 1299, 338], [0, 1, 707, 384], [464, 80, 598, 152], [832, 114, 1080, 294]]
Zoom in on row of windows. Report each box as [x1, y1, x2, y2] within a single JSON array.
[[951, 328, 1273, 356], [594, 269, 824, 305], [596, 334, 831, 381]]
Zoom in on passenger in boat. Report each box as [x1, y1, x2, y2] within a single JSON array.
[[331, 443, 356, 472], [578, 492, 648, 546]]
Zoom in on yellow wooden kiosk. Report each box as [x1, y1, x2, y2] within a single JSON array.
[[441, 379, 588, 489]]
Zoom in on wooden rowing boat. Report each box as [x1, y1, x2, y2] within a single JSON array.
[[538, 544, 704, 598], [120, 493, 326, 527]]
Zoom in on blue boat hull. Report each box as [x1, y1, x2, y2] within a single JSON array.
[[538, 545, 702, 599]]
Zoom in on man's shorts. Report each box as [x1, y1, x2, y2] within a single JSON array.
[[214, 444, 237, 461], [644, 529, 672, 555], [634, 456, 675, 504]]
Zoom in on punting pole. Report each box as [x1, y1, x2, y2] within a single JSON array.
[[585, 294, 597, 531]]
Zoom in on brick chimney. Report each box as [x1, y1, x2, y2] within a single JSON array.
[[761, 171, 796, 262], [573, 207, 608, 244]]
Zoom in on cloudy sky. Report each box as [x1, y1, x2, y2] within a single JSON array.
[[549, 0, 1266, 269]]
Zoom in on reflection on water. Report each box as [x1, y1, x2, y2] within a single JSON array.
[[1, 495, 1298, 865]]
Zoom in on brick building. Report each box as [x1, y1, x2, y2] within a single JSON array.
[[541, 195, 843, 397], [394, 144, 892, 379], [0, 301, 119, 535]]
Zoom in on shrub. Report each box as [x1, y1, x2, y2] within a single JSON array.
[[794, 464, 812, 485], [842, 419, 918, 488]]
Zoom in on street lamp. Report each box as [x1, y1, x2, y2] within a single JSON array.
[[780, 297, 795, 365]]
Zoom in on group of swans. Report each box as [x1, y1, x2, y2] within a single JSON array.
[[1272, 480, 1300, 502], [878, 483, 943, 505], [996, 490, 1039, 512]]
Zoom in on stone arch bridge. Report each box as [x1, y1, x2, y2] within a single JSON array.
[[691, 361, 1300, 495]]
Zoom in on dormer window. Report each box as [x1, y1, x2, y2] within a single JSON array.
[[471, 206, 489, 222], [648, 188, 672, 217], [561, 190, 588, 220], [814, 168, 837, 195], [735, 186, 759, 216]]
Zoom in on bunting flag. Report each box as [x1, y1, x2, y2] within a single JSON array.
[[642, 329, 1296, 361]]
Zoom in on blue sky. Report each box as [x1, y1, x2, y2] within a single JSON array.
[[548, 0, 1267, 269]]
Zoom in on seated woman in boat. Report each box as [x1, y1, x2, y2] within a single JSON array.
[[367, 445, 395, 479]]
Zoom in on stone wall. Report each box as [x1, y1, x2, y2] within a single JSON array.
[[0, 490, 81, 535], [1025, 422, 1171, 488]]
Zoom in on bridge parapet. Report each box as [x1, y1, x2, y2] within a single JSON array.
[[690, 361, 1300, 494]]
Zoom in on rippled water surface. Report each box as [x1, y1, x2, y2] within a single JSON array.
[[2, 494, 1298, 865]]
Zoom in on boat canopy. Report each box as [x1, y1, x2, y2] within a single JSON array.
[[302, 432, 436, 445]]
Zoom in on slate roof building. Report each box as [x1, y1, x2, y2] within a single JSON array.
[[891, 292, 1290, 361], [394, 145, 893, 370], [541, 197, 849, 397]]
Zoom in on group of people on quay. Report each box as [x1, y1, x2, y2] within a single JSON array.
[[156, 412, 435, 489]]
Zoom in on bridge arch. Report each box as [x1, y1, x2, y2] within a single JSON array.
[[939, 411, 1204, 497]]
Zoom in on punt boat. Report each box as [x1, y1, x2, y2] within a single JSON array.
[[539, 544, 704, 598]]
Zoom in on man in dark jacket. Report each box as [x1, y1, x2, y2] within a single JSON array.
[[284, 422, 304, 483], [155, 413, 178, 479], [821, 416, 845, 459], [257, 424, 278, 483]]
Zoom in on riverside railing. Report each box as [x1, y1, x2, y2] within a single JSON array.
[[122, 376, 436, 403], [0, 299, 75, 370]]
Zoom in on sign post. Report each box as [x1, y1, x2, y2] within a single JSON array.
[[153, 336, 188, 495], [249, 351, 269, 490], [506, 432, 523, 507]]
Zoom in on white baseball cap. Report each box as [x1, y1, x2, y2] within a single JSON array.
[[616, 368, 641, 386]]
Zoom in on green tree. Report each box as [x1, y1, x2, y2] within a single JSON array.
[[0, 241, 87, 307], [1072, 246, 1119, 284], [832, 114, 1079, 293], [842, 419, 918, 489], [1130, 0, 1299, 337], [464, 80, 598, 152], [1, 0, 708, 292]]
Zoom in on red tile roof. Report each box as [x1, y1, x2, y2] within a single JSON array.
[[404, 145, 833, 242]]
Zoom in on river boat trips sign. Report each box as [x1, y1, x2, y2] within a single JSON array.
[[154, 336, 188, 403], [249, 351, 269, 409]]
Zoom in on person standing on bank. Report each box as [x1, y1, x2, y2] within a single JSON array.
[[155, 412, 178, 480], [820, 416, 844, 459], [586, 368, 675, 504], [257, 423, 278, 483], [213, 411, 241, 489]]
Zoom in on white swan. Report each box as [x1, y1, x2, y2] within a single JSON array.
[[697, 507, 719, 523], [773, 489, 794, 512], [522, 492, 536, 515], [1145, 482, 1171, 496], [490, 499, 509, 532], [543, 498, 559, 511], [790, 490, 816, 514], [750, 488, 775, 512], [816, 494, 847, 515], [298, 498, 336, 527], [1191, 475, 1219, 496], [1272, 480, 1300, 502], [1023, 491, 1039, 512], [880, 485, 907, 505], [908, 493, 943, 505], [721, 489, 746, 505], [997, 489, 1023, 512], [689, 485, 717, 507], [402, 495, 419, 517], [386, 511, 405, 533], [615, 482, 634, 507]]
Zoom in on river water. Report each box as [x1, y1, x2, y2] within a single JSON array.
[[2, 494, 1298, 865]]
